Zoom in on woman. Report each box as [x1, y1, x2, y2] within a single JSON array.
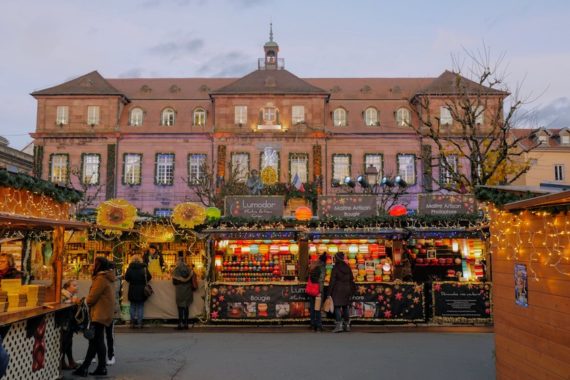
[[328, 252, 355, 333], [125, 255, 151, 329], [171, 252, 194, 330], [308, 253, 327, 332], [73, 257, 116, 377], [143, 245, 164, 275], [61, 280, 80, 370], [0, 253, 22, 279]]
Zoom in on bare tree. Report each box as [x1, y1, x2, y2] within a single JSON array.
[[69, 167, 104, 217], [408, 45, 540, 193], [186, 162, 248, 208]]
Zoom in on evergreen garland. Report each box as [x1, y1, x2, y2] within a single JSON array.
[[0, 169, 82, 204], [474, 187, 537, 206]]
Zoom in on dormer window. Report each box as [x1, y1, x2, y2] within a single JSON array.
[[333, 108, 347, 127], [193, 108, 206, 126], [87, 106, 100, 126], [440, 107, 452, 125], [129, 108, 144, 126], [235, 106, 247, 125], [538, 134, 549, 144], [161, 108, 176, 126], [364, 108, 379, 126], [396, 108, 411, 127], [561, 134, 570, 145], [56, 106, 69, 126]]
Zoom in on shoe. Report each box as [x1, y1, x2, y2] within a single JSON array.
[[72, 367, 89, 377], [106, 356, 115, 365], [343, 321, 351, 332], [89, 367, 108, 376], [332, 322, 343, 333], [76, 358, 97, 364], [175, 325, 183, 330]]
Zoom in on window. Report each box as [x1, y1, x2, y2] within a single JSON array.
[[263, 107, 277, 123], [396, 108, 411, 127], [129, 108, 144, 126], [87, 106, 100, 125], [440, 107, 452, 125], [333, 108, 347, 127], [364, 154, 383, 180], [56, 106, 69, 125], [292, 106, 305, 124], [231, 153, 250, 182], [161, 108, 176, 126], [440, 155, 458, 186], [538, 134, 549, 144], [123, 154, 142, 185], [235, 106, 247, 125], [289, 153, 308, 183], [260, 149, 280, 178], [154, 208, 173, 218], [474, 106, 484, 125], [555, 164, 565, 181], [561, 135, 570, 145], [81, 154, 100, 185], [364, 108, 378, 126], [397, 154, 416, 185], [155, 153, 175, 185], [50, 154, 68, 183], [332, 154, 351, 183], [188, 154, 207, 184], [193, 108, 206, 126]]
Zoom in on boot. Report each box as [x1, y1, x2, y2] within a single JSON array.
[[343, 320, 351, 332], [72, 367, 89, 377], [332, 322, 343, 333], [89, 366, 108, 376]]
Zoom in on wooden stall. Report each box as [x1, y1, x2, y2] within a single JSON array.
[[490, 190, 570, 380]]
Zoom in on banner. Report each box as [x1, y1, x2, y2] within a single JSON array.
[[432, 282, 492, 322], [418, 194, 476, 216], [209, 282, 425, 322], [224, 196, 285, 219], [317, 195, 377, 218]]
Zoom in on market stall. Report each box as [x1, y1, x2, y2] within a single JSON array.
[[0, 170, 87, 379]]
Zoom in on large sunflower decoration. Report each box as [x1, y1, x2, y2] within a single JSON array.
[[172, 202, 207, 229], [260, 166, 278, 185], [96, 199, 137, 235]]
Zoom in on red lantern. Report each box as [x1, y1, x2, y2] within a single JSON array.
[[389, 204, 407, 217], [295, 206, 313, 221]]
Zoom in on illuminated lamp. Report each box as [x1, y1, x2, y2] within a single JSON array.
[[358, 244, 369, 253], [339, 244, 349, 252], [309, 245, 317, 254], [250, 244, 259, 254], [318, 244, 328, 253], [382, 262, 391, 272], [348, 244, 359, 255], [357, 175, 369, 188], [380, 176, 394, 187], [259, 245, 269, 255], [241, 246, 250, 254], [205, 207, 222, 220], [452, 241, 459, 252], [294, 206, 313, 221], [214, 256, 223, 267], [394, 175, 407, 188], [290, 244, 299, 254], [269, 245, 279, 254], [389, 204, 407, 217], [331, 178, 341, 188], [279, 244, 290, 252], [344, 176, 356, 188], [328, 245, 339, 254]]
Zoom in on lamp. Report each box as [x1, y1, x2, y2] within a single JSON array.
[[365, 164, 378, 185], [344, 176, 355, 188], [394, 175, 407, 188], [380, 176, 394, 187], [331, 178, 341, 187], [357, 175, 369, 188]]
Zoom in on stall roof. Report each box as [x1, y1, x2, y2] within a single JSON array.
[[0, 213, 90, 230], [504, 190, 570, 211]]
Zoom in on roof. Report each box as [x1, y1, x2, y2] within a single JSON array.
[[478, 185, 558, 195], [306, 77, 433, 100], [210, 69, 329, 95], [31, 71, 127, 98], [415, 70, 507, 96], [510, 128, 570, 150], [504, 190, 570, 210], [108, 78, 233, 100]]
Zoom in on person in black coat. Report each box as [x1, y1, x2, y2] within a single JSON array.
[[328, 252, 355, 333], [125, 255, 151, 328]]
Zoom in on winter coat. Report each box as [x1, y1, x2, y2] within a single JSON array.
[[86, 270, 116, 327], [309, 262, 325, 297], [328, 260, 355, 306], [125, 262, 152, 303], [172, 264, 194, 308]]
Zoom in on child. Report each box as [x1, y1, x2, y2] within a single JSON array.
[[61, 280, 80, 370]]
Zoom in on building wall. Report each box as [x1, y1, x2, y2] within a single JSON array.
[[514, 148, 570, 186], [490, 208, 570, 380]]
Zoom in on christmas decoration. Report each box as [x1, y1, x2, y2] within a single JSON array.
[[172, 202, 207, 228], [96, 199, 137, 235]]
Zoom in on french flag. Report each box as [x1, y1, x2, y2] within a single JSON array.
[[292, 173, 305, 192]]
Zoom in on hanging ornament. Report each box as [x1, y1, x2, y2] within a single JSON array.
[[96, 199, 137, 235], [172, 202, 207, 228], [205, 207, 222, 221], [294, 206, 313, 221], [389, 204, 407, 217]]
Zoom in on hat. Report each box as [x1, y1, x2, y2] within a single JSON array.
[[149, 244, 157, 250], [318, 252, 327, 263], [335, 252, 345, 261]]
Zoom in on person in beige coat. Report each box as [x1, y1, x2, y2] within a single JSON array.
[[73, 257, 116, 377]]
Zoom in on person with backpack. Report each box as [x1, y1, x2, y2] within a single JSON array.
[[328, 252, 356, 333], [125, 254, 152, 329], [171, 252, 195, 330], [308, 253, 327, 332]]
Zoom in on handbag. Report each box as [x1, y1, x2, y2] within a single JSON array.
[[191, 273, 199, 291], [322, 296, 334, 313], [83, 322, 96, 340], [305, 278, 320, 297], [144, 269, 154, 299]]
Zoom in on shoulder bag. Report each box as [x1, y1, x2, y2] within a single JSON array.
[[144, 268, 154, 299]]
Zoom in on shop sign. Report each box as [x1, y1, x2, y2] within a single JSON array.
[[224, 196, 285, 219], [432, 282, 492, 321], [209, 282, 424, 322], [418, 194, 476, 215], [317, 195, 377, 218]]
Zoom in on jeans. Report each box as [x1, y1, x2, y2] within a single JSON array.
[[309, 296, 322, 327], [80, 322, 106, 371], [105, 320, 115, 359], [130, 302, 144, 325], [177, 307, 189, 327], [334, 305, 349, 323]]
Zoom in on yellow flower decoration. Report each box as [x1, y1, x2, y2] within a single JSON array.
[[172, 202, 206, 228], [96, 199, 137, 235], [260, 166, 277, 185]]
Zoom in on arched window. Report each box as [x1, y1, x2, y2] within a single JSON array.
[[193, 108, 206, 126], [161, 108, 176, 126], [364, 107, 379, 126], [396, 108, 411, 127], [129, 108, 144, 126], [333, 108, 347, 127]]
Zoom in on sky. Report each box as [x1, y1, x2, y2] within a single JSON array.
[[1, 0, 569, 149]]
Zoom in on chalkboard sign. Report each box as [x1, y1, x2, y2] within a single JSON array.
[[224, 196, 285, 219], [432, 282, 492, 322], [317, 195, 377, 218], [209, 282, 425, 322]]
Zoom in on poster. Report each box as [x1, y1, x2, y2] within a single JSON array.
[[224, 196, 285, 219], [209, 282, 425, 322], [432, 282, 492, 321], [514, 263, 528, 307], [417, 194, 476, 216]]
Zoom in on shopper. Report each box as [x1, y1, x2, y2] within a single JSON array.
[[60, 279, 80, 370], [143, 244, 164, 274], [171, 252, 194, 330], [308, 253, 327, 332], [328, 252, 355, 333], [0, 253, 22, 279], [125, 254, 152, 329], [72, 257, 116, 377], [104, 262, 121, 366]]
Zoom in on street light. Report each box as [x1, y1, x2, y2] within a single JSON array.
[[394, 175, 407, 188], [365, 165, 378, 187], [344, 176, 356, 188]]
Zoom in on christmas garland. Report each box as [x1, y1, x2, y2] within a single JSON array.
[[474, 187, 537, 206], [0, 169, 82, 204]]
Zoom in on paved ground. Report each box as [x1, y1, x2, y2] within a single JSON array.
[[63, 326, 495, 380]]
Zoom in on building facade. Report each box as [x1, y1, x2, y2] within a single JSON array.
[[30, 32, 503, 215], [0, 137, 33, 174]]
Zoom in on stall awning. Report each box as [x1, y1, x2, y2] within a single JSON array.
[[0, 213, 90, 230], [503, 190, 570, 211]]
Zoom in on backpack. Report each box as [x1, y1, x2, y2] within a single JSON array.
[[74, 299, 90, 331]]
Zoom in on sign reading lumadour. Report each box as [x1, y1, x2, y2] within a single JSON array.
[[318, 195, 377, 218], [418, 194, 476, 215], [432, 282, 492, 321], [225, 196, 284, 219]]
